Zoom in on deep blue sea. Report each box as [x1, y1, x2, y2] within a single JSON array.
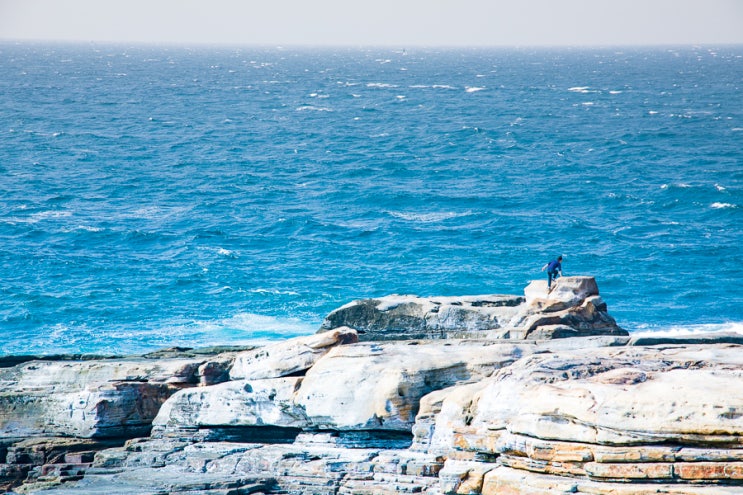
[[1, 43, 741, 356]]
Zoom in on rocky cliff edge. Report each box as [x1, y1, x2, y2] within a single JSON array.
[[1, 277, 742, 494]]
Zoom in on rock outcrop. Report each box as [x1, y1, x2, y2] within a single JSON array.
[[422, 343, 743, 494], [1, 278, 741, 495], [319, 276, 627, 340]]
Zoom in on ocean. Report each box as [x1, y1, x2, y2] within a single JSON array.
[[1, 43, 741, 356]]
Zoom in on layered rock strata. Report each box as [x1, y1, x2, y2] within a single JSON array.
[[0, 277, 740, 495], [319, 276, 626, 340]]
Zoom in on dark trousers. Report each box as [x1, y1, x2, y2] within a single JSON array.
[[547, 270, 559, 288]]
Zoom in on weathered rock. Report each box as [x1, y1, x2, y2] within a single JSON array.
[[480, 464, 743, 495], [152, 377, 309, 435], [295, 340, 537, 432], [420, 342, 743, 493], [0, 358, 206, 439], [2, 280, 742, 494], [229, 326, 358, 380], [438, 459, 497, 494], [319, 277, 627, 341], [505, 278, 625, 339], [319, 294, 525, 340], [0, 351, 243, 491]]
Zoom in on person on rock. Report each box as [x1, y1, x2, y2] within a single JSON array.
[[542, 255, 563, 290]]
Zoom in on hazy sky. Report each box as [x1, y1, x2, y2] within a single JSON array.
[[1, 0, 742, 47]]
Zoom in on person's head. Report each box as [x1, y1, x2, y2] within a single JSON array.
[[557, 255, 563, 261]]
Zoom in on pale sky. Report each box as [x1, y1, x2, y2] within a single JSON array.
[[1, 0, 742, 47]]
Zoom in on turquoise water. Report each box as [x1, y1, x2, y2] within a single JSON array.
[[1, 44, 742, 355]]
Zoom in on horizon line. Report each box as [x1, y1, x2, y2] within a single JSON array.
[[2, 38, 742, 50]]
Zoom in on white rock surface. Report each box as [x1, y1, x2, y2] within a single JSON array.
[[229, 326, 358, 380]]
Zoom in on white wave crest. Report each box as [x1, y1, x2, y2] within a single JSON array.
[[387, 210, 472, 222], [217, 247, 238, 258], [632, 322, 743, 338], [711, 202, 736, 209], [61, 225, 103, 233], [248, 288, 301, 296], [367, 82, 398, 88], [296, 105, 333, 112], [568, 86, 591, 93], [7, 210, 73, 224], [465, 86, 486, 93]]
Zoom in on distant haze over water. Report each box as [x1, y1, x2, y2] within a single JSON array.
[[1, 44, 741, 355]]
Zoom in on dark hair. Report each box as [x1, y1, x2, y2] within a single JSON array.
[[557, 255, 563, 260]]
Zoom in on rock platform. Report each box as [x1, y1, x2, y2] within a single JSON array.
[[1, 277, 741, 494]]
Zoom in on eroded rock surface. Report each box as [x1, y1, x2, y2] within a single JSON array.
[[319, 276, 626, 341], [1, 279, 740, 495]]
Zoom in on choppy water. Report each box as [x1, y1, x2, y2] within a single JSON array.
[[1, 43, 741, 355]]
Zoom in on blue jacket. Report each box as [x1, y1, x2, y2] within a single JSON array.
[[547, 260, 562, 273]]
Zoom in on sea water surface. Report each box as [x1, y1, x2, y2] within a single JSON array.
[[1, 44, 742, 355]]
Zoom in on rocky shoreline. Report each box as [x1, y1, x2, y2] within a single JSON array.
[[1, 276, 742, 494]]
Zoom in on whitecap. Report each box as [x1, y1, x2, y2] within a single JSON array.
[[63, 225, 103, 233], [295, 105, 333, 112], [248, 288, 300, 296], [609, 90, 622, 94], [711, 202, 736, 209], [217, 247, 238, 258], [17, 210, 74, 224], [568, 86, 591, 93], [465, 86, 485, 93], [366, 82, 398, 88], [432, 84, 456, 90], [582, 102, 595, 106], [387, 210, 472, 222], [715, 184, 726, 192], [632, 322, 743, 337]]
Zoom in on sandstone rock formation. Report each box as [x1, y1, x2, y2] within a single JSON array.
[[319, 276, 627, 340], [422, 343, 743, 494], [1, 278, 740, 495]]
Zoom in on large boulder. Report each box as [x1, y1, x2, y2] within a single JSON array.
[[318, 277, 626, 341], [318, 294, 525, 340], [506, 276, 626, 339], [152, 377, 309, 439]]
